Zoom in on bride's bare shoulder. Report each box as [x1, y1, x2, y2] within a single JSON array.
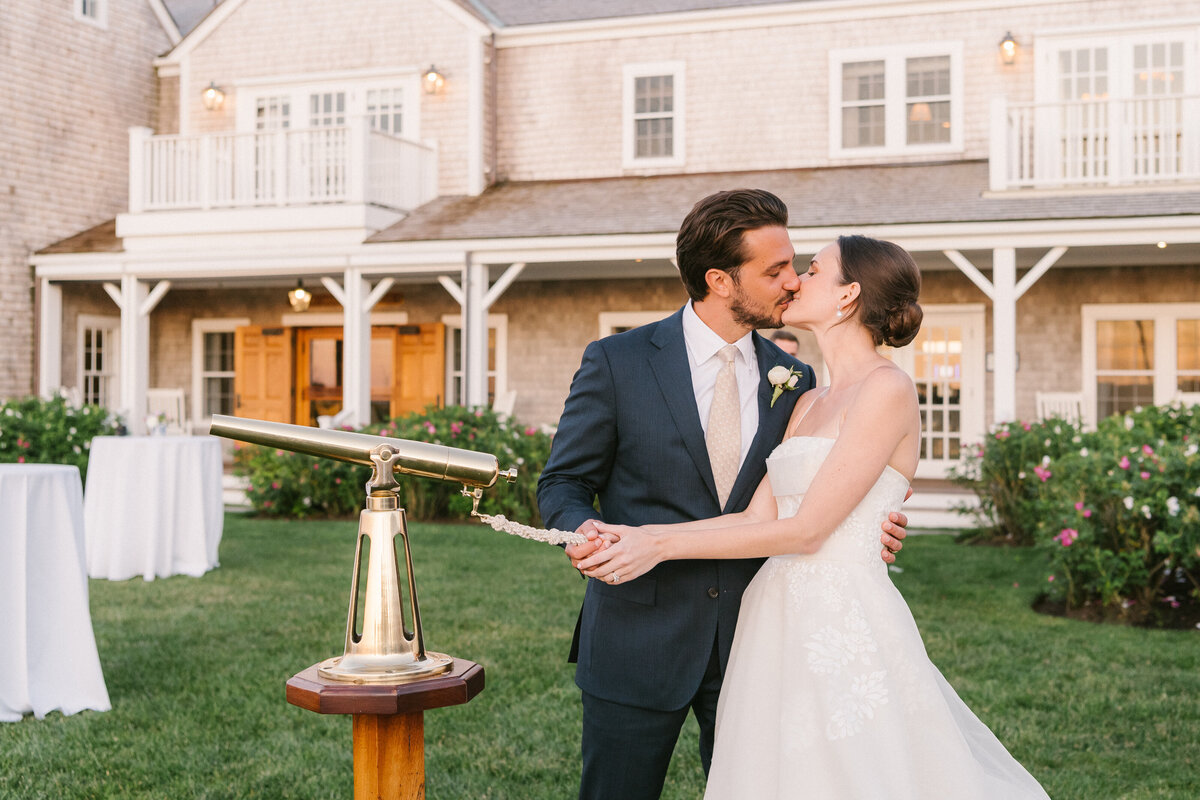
[[859, 363, 918, 406]]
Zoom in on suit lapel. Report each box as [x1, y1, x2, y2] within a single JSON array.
[[724, 334, 801, 511], [649, 309, 719, 501]]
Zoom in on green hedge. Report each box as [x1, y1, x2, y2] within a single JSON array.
[[954, 402, 1200, 622], [0, 394, 123, 482], [235, 405, 553, 524]]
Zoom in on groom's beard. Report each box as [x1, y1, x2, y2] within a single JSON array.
[[730, 284, 789, 330]]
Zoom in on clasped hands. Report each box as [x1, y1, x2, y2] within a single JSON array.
[[567, 511, 909, 584]]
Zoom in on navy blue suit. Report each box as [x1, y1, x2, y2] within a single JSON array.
[[538, 307, 813, 797]]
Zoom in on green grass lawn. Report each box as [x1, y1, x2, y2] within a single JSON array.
[[2, 517, 1198, 799]]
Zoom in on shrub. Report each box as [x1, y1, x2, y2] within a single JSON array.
[[235, 405, 552, 524], [0, 394, 122, 483], [1033, 404, 1200, 623], [955, 402, 1200, 623], [950, 416, 1086, 545]]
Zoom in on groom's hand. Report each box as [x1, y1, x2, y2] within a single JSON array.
[[565, 519, 604, 575], [880, 488, 913, 564]]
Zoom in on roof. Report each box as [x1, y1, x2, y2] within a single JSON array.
[[473, 0, 793, 26], [367, 161, 1200, 243], [38, 162, 1200, 256], [161, 0, 221, 36], [36, 219, 122, 255]]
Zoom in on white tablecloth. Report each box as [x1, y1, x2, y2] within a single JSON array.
[[83, 436, 224, 581], [0, 464, 111, 721]]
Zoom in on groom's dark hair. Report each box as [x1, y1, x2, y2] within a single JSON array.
[[676, 189, 789, 301]]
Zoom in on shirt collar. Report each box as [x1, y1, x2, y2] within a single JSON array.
[[682, 301, 756, 368]]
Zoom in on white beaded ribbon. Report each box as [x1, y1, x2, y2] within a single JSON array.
[[475, 514, 588, 547]]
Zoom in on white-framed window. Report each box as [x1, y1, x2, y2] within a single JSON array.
[[623, 62, 686, 168], [237, 74, 421, 139], [74, 0, 107, 28], [1082, 303, 1200, 425], [829, 42, 963, 159], [1034, 28, 1195, 184], [442, 314, 507, 407], [191, 318, 249, 425], [77, 315, 119, 409], [598, 311, 674, 339]]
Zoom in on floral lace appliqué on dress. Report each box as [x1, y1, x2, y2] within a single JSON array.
[[703, 437, 1051, 800]]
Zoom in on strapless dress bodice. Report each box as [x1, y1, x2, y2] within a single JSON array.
[[765, 436, 909, 567]]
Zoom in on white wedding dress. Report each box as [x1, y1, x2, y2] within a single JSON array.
[[704, 436, 1050, 799]]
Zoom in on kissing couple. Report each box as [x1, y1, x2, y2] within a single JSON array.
[[537, 189, 1050, 799]]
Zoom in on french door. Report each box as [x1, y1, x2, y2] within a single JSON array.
[[887, 306, 985, 479]]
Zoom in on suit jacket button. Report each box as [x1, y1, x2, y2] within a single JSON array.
[[707, 587, 719, 599]]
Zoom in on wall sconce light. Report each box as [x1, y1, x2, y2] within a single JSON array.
[[201, 82, 225, 111], [288, 279, 312, 312], [422, 65, 446, 94], [999, 32, 1018, 66]]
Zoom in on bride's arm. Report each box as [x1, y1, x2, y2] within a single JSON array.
[[578, 368, 918, 579], [616, 386, 824, 536]]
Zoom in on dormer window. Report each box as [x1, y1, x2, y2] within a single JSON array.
[[74, 0, 107, 28], [623, 62, 686, 168], [829, 43, 963, 159]]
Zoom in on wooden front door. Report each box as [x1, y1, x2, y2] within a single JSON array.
[[234, 326, 293, 422], [293, 323, 445, 426]]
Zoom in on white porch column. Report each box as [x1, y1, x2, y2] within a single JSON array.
[[37, 279, 62, 397], [322, 271, 395, 427], [441, 260, 525, 409], [991, 247, 1018, 424], [463, 258, 489, 408], [106, 276, 171, 434]]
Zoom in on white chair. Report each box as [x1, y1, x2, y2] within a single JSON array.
[[1035, 391, 1084, 424], [1174, 392, 1200, 408], [316, 408, 355, 429], [492, 389, 517, 419], [146, 388, 190, 434]]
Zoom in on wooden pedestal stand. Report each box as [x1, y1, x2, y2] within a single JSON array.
[[286, 658, 485, 800]]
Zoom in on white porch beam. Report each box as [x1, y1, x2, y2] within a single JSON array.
[[437, 275, 464, 305], [482, 262, 525, 309], [320, 276, 347, 306], [103, 282, 123, 307], [37, 280, 62, 397], [1014, 246, 1068, 300], [992, 247, 1018, 424], [140, 280, 172, 316], [364, 277, 395, 309], [942, 250, 995, 300]]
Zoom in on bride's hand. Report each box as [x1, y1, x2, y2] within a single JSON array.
[[575, 522, 663, 584]]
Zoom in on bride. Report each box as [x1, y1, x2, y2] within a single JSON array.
[[576, 235, 1050, 799]]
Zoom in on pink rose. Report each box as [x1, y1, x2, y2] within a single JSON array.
[[1118, 456, 1130, 469]]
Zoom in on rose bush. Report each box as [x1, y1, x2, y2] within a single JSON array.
[[955, 401, 1200, 624], [236, 405, 553, 523], [0, 394, 123, 483]]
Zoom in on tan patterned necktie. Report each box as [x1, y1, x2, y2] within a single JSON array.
[[707, 344, 741, 508]]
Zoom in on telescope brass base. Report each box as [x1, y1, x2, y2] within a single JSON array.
[[317, 652, 454, 685]]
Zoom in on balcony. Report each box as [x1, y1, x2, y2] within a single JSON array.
[[127, 123, 438, 215], [989, 95, 1200, 191]]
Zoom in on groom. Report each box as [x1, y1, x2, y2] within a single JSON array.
[[538, 189, 908, 799]]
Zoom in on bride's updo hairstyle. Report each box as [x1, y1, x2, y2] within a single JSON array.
[[836, 235, 923, 348]]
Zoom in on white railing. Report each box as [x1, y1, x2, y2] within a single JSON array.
[[128, 123, 438, 213], [990, 94, 1200, 191]]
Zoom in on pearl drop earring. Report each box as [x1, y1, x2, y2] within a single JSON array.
[[835, 306, 843, 318]]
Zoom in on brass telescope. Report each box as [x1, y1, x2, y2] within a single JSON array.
[[209, 415, 517, 684]]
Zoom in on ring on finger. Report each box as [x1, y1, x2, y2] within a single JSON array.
[[610, 572, 620, 583]]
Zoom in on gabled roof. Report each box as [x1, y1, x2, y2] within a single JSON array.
[[161, 0, 221, 36], [367, 161, 1200, 243], [474, 0, 795, 26]]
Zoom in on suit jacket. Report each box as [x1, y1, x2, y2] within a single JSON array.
[[537, 307, 814, 710]]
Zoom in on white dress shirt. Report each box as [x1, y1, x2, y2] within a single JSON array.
[[682, 301, 760, 469]]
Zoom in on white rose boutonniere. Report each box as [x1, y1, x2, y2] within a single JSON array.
[[767, 365, 803, 408]]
